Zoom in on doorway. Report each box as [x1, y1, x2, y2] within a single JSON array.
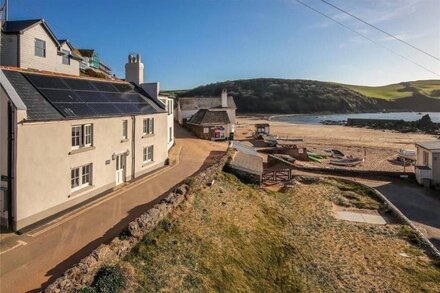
[[115, 154, 126, 185]]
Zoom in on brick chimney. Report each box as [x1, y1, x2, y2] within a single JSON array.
[[125, 53, 144, 85], [221, 89, 228, 108]]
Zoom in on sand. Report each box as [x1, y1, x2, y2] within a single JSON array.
[[235, 115, 439, 172]]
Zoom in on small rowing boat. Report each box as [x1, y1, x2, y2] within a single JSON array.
[[397, 149, 416, 161], [330, 157, 362, 167]]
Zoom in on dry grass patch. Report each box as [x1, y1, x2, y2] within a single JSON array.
[[123, 173, 440, 292]]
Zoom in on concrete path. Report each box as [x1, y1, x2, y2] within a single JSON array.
[[0, 125, 227, 293], [296, 170, 440, 250], [335, 211, 387, 225]]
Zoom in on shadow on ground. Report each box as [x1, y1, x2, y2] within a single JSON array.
[[30, 148, 226, 292]]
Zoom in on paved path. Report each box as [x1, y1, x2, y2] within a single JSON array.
[[0, 125, 227, 293], [296, 171, 440, 250], [335, 210, 387, 225]]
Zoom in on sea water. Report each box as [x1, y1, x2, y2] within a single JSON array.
[[272, 112, 440, 125]]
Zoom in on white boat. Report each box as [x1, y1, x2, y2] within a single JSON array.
[[397, 149, 416, 161], [330, 157, 362, 167]]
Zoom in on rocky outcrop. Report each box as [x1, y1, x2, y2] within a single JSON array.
[[44, 151, 232, 293]]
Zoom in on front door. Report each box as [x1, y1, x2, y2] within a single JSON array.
[[115, 154, 126, 185]]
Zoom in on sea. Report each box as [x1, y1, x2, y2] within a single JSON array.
[[271, 112, 440, 125]]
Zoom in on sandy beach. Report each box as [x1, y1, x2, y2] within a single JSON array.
[[235, 115, 439, 172]]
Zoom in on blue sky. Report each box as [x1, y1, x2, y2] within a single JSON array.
[[10, 0, 440, 89]]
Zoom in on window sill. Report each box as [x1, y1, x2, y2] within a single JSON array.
[[69, 185, 94, 198], [142, 161, 154, 167], [142, 134, 155, 139], [121, 138, 129, 143], [69, 146, 96, 155]]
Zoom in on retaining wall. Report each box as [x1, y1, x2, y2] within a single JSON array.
[[333, 177, 440, 260], [44, 152, 232, 293]]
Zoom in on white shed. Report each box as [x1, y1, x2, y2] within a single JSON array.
[[415, 141, 440, 188]]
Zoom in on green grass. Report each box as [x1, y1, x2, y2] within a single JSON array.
[[122, 173, 440, 292], [339, 80, 440, 100]]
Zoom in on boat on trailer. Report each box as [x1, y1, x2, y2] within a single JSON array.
[[397, 149, 416, 162]]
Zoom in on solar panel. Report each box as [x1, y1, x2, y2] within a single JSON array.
[[52, 103, 96, 117], [75, 91, 109, 103], [63, 78, 96, 91], [21, 72, 162, 118], [104, 92, 147, 103], [39, 89, 82, 103], [88, 103, 122, 115], [92, 81, 118, 92], [25, 74, 68, 89], [115, 103, 154, 114], [112, 83, 133, 92]]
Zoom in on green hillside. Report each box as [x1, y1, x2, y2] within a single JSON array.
[[176, 78, 440, 113], [340, 80, 440, 100]]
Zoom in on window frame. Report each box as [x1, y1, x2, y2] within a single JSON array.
[[71, 163, 92, 192], [143, 145, 154, 163], [122, 120, 128, 140], [71, 124, 93, 150], [143, 118, 154, 135], [34, 38, 46, 57], [423, 151, 429, 166], [62, 49, 70, 65]]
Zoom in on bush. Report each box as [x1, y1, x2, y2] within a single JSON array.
[[76, 287, 96, 293], [91, 265, 126, 293]]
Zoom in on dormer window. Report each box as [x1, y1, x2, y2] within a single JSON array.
[[62, 49, 70, 65], [35, 38, 46, 57]]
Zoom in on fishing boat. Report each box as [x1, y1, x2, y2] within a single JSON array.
[[397, 149, 416, 161], [330, 157, 362, 167]]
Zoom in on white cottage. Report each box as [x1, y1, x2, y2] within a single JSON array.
[[1, 19, 82, 76]]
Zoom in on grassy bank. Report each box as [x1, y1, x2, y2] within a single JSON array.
[[118, 173, 439, 292], [341, 80, 440, 100]]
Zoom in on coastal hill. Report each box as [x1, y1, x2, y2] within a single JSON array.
[[172, 78, 440, 113]]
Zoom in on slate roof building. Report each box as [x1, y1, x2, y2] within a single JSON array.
[[186, 108, 232, 140], [0, 63, 171, 231], [1, 19, 82, 76], [177, 89, 236, 140]]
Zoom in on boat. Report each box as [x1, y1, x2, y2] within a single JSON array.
[[308, 155, 321, 163], [307, 151, 327, 159], [262, 135, 278, 146], [397, 149, 416, 161], [325, 149, 344, 159], [330, 157, 362, 167]]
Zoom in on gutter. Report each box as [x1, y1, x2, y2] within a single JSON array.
[[131, 116, 136, 180]]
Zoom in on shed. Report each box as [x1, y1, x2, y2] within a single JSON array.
[[415, 141, 440, 188], [255, 123, 270, 138], [228, 151, 263, 184]]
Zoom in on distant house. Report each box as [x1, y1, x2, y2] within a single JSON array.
[[177, 89, 236, 140], [186, 108, 232, 140], [1, 19, 81, 76], [77, 49, 112, 77], [415, 141, 440, 188]]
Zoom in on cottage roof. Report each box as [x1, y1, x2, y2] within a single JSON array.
[[416, 141, 440, 152], [187, 109, 230, 125], [229, 151, 263, 175], [178, 96, 236, 111], [77, 49, 96, 58], [2, 68, 165, 121], [3, 19, 60, 47]]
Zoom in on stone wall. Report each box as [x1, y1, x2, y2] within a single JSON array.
[[44, 151, 232, 293]]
